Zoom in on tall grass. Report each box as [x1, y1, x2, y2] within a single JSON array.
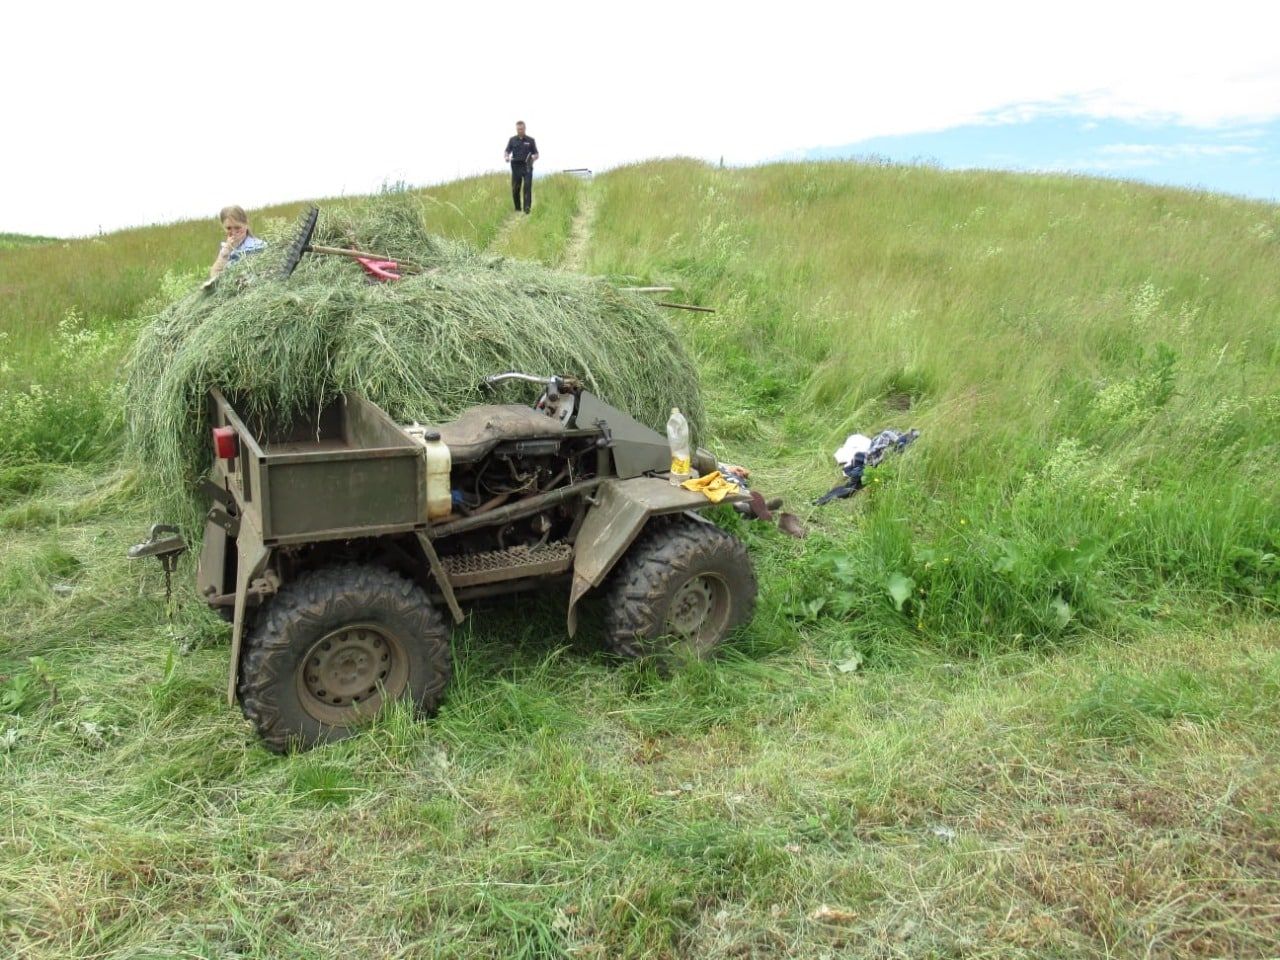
[[590, 159, 1280, 648]]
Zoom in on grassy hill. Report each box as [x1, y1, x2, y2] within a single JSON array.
[[1, 161, 1277, 958], [0, 232, 60, 251]]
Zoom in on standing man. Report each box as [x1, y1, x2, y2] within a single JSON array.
[[503, 121, 539, 214]]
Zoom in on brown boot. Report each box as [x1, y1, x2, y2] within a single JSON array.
[[777, 513, 807, 539]]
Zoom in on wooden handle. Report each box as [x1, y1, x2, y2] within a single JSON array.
[[307, 244, 425, 274], [656, 301, 716, 313]]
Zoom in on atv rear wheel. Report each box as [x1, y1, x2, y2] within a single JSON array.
[[238, 564, 451, 753], [603, 517, 756, 660]]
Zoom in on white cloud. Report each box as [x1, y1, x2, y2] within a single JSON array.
[[1056, 140, 1271, 172], [1097, 143, 1263, 159], [4, 0, 1280, 234]]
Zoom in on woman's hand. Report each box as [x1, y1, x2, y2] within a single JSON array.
[[223, 224, 248, 251]]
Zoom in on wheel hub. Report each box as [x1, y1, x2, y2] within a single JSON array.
[[669, 575, 715, 636], [662, 569, 733, 655], [298, 624, 406, 722]]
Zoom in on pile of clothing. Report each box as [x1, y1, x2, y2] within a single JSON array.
[[815, 428, 920, 505]]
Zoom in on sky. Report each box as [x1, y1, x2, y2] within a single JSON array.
[[3, 0, 1279, 236], [804, 111, 1280, 200]]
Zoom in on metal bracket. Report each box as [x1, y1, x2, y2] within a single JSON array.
[[594, 419, 613, 448], [208, 506, 240, 538], [248, 569, 281, 599], [415, 531, 465, 624], [127, 523, 187, 561], [198, 478, 234, 509]]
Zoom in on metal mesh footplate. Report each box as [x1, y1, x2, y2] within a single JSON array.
[[440, 541, 574, 588]]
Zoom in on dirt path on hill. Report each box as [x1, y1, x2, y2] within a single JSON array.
[[487, 212, 521, 253], [562, 182, 596, 272]]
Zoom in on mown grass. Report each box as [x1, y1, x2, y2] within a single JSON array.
[[2, 159, 1278, 958]]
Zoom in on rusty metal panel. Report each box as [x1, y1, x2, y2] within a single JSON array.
[[572, 477, 712, 589], [209, 390, 430, 543], [226, 514, 270, 706], [196, 517, 229, 602], [345, 394, 417, 449], [574, 392, 669, 479], [256, 449, 273, 540], [264, 454, 423, 541], [572, 483, 649, 589]]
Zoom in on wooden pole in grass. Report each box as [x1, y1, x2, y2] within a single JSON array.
[[616, 286, 714, 311], [657, 302, 716, 313]]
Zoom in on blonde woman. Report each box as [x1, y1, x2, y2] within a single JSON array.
[[209, 205, 266, 279]]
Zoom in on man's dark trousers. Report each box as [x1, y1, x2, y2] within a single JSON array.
[[511, 162, 533, 212]]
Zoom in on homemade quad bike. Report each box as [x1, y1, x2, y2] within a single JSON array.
[[132, 206, 757, 752], [131, 373, 758, 752]]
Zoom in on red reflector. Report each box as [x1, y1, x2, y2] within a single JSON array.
[[213, 426, 239, 460]]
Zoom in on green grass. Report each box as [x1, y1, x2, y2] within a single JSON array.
[[2, 159, 1279, 958], [0, 175, 512, 376], [488, 172, 585, 266], [0, 232, 59, 251]]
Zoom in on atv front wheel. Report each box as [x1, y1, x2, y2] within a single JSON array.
[[603, 517, 757, 660], [238, 564, 451, 753]]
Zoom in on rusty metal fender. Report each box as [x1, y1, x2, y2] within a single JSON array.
[[225, 512, 272, 706], [196, 516, 229, 603], [565, 476, 743, 635]]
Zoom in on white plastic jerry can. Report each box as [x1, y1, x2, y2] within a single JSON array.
[[422, 431, 452, 520]]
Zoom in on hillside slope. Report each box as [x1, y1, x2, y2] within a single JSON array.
[[1, 161, 1277, 959], [0, 232, 59, 251]]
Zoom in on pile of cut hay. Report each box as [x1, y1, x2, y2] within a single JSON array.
[[125, 198, 705, 529]]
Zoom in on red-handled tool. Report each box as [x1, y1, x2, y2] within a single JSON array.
[[356, 258, 402, 282]]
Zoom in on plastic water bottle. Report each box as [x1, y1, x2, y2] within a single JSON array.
[[667, 407, 691, 485]]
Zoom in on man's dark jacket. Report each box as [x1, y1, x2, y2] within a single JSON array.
[[506, 135, 538, 163]]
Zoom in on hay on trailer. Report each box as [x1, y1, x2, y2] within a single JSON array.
[[125, 198, 705, 530]]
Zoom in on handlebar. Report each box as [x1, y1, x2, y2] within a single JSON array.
[[484, 372, 560, 388], [483, 372, 582, 398]]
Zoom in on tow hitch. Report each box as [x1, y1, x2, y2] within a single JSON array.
[[128, 524, 187, 604]]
